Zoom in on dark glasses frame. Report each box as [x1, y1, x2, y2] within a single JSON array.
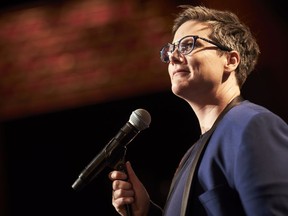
[[160, 35, 232, 63]]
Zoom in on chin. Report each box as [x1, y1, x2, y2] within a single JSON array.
[[171, 86, 184, 97]]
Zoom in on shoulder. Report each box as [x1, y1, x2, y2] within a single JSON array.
[[209, 99, 288, 152], [220, 100, 287, 130]]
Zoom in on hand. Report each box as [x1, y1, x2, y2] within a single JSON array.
[[109, 161, 150, 216]]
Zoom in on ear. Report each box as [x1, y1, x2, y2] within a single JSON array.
[[224, 50, 240, 73]]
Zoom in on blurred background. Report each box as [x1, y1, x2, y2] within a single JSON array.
[[0, 0, 287, 215]]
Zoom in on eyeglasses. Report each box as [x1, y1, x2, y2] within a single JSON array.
[[160, 35, 232, 63]]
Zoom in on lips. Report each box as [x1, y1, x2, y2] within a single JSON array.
[[172, 68, 190, 76]]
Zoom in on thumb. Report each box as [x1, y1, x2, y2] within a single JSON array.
[[125, 161, 151, 214], [125, 161, 143, 190], [125, 161, 149, 198], [125, 161, 137, 182]]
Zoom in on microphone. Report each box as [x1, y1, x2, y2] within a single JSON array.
[[71, 108, 151, 191]]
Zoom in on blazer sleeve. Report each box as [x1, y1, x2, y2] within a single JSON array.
[[235, 112, 288, 215]]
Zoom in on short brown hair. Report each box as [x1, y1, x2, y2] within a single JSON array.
[[172, 5, 260, 87]]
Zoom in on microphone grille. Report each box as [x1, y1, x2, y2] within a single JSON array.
[[129, 109, 151, 131]]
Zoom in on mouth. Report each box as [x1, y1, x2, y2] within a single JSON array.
[[172, 68, 190, 76]]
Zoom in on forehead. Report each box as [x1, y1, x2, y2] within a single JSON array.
[[173, 21, 211, 42]]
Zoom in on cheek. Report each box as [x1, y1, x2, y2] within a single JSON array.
[[187, 58, 201, 75], [168, 64, 173, 77], [192, 53, 222, 74]]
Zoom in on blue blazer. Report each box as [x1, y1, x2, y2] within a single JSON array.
[[163, 100, 288, 216]]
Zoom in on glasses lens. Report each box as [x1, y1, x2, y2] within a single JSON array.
[[160, 36, 196, 63], [178, 36, 194, 55], [160, 44, 171, 63]]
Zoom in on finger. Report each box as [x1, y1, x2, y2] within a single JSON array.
[[109, 170, 128, 181], [112, 190, 134, 214], [112, 192, 126, 216], [125, 161, 138, 183], [112, 180, 132, 191], [113, 189, 134, 201]]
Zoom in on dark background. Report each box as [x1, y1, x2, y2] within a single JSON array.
[[0, 0, 287, 215], [1, 90, 200, 216]]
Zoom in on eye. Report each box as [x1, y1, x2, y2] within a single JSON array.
[[179, 38, 194, 54], [179, 42, 192, 53]]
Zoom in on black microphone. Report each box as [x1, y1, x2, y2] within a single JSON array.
[[71, 108, 151, 191]]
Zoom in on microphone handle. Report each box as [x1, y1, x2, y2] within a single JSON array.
[[116, 160, 133, 216]]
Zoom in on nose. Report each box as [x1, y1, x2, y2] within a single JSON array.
[[169, 47, 184, 64]]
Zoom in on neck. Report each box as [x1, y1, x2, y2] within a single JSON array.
[[188, 93, 241, 134]]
